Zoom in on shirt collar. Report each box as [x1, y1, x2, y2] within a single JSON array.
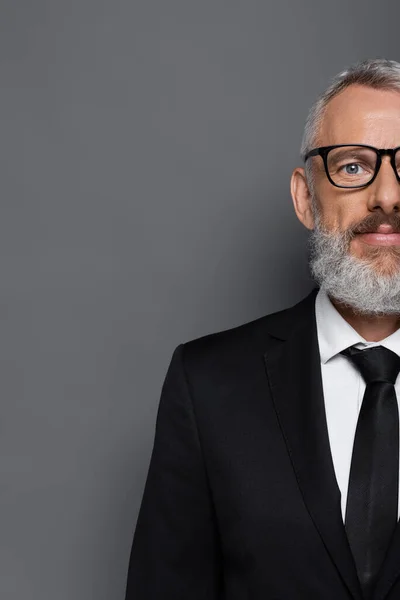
[[315, 287, 400, 364]]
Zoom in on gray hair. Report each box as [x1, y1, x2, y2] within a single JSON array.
[[301, 58, 400, 193]]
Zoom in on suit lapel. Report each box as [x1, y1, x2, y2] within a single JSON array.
[[370, 513, 400, 599], [263, 287, 363, 600]]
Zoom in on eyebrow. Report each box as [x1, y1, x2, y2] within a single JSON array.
[[331, 147, 374, 158]]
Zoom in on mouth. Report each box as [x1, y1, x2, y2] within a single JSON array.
[[353, 222, 400, 246], [356, 232, 400, 246]]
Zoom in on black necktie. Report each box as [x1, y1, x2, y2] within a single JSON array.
[[340, 345, 400, 599]]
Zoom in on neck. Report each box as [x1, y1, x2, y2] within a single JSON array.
[[329, 295, 400, 342]]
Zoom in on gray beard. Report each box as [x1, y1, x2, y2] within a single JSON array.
[[308, 207, 400, 316]]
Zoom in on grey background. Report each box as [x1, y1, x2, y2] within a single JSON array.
[[0, 1, 399, 598]]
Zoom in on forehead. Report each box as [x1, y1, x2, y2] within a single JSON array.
[[318, 84, 400, 147]]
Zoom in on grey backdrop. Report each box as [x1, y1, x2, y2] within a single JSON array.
[[1, 1, 399, 598]]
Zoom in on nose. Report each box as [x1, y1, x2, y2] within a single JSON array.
[[368, 155, 400, 214]]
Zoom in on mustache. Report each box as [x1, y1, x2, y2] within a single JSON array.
[[351, 213, 400, 235]]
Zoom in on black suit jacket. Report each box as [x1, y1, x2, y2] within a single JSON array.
[[125, 287, 400, 599]]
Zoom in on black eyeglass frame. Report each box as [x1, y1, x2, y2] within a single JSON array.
[[303, 144, 400, 189]]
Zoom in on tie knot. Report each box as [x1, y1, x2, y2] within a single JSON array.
[[340, 345, 400, 385]]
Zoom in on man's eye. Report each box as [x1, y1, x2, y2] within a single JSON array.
[[341, 163, 364, 174]]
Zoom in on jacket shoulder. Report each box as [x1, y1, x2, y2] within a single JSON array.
[[180, 287, 318, 372]]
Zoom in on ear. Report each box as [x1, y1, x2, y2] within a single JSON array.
[[290, 167, 315, 230]]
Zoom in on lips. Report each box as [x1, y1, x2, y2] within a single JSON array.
[[358, 225, 397, 234], [357, 232, 400, 246], [374, 225, 396, 234]]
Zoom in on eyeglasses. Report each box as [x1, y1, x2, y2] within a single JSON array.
[[303, 144, 400, 189]]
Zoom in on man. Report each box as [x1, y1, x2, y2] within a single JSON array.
[[125, 58, 400, 599]]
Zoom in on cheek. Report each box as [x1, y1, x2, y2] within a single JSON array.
[[316, 187, 366, 232], [313, 198, 342, 230]]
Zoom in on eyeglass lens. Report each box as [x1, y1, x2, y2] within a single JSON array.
[[327, 146, 400, 187]]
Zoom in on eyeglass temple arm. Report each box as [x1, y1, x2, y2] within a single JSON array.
[[303, 148, 321, 162]]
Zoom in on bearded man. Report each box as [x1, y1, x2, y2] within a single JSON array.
[[125, 58, 400, 600]]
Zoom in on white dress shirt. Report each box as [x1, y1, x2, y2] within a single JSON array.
[[315, 287, 400, 521]]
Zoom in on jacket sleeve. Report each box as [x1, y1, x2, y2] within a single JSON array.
[[124, 343, 223, 599]]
